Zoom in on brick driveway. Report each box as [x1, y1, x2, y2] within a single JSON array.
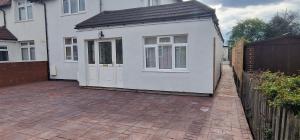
[[0, 65, 252, 140]]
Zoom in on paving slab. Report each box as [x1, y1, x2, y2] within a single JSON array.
[[0, 65, 252, 140]]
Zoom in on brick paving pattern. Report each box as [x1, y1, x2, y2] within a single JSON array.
[[0, 65, 252, 140]]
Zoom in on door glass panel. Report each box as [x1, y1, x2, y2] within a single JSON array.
[[99, 42, 112, 64], [87, 41, 95, 64], [116, 39, 123, 64]]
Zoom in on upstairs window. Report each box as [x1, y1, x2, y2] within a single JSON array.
[[17, 0, 33, 21], [63, 0, 85, 14], [0, 46, 8, 61], [144, 35, 188, 71], [21, 41, 35, 61], [64, 37, 78, 62]]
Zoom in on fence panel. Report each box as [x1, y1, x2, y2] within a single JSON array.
[[240, 72, 299, 140]]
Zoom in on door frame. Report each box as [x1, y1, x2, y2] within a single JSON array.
[[86, 38, 123, 87]]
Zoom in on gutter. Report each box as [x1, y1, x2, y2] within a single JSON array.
[[0, 9, 6, 27], [99, 0, 102, 12]]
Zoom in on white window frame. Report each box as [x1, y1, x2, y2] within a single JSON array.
[[64, 37, 78, 62], [0, 46, 9, 62], [16, 0, 33, 21], [62, 0, 86, 15], [21, 41, 35, 61], [143, 35, 188, 72]]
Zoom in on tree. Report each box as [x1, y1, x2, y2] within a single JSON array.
[[229, 18, 267, 44], [265, 11, 300, 38]]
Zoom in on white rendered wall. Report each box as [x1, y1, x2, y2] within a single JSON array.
[[101, 0, 179, 10], [77, 19, 215, 94], [212, 24, 224, 90], [46, 0, 180, 80], [0, 1, 47, 62]]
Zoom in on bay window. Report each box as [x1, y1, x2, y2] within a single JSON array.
[[17, 0, 33, 21], [144, 35, 188, 71], [21, 41, 35, 61], [64, 37, 78, 61], [0, 46, 8, 61], [63, 0, 85, 14]]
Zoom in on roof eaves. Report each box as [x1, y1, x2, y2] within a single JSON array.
[[75, 13, 213, 29]]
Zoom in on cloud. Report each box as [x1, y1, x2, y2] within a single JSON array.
[[198, 0, 282, 7], [183, 0, 300, 42]]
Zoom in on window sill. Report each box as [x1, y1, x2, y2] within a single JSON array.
[[15, 19, 34, 23], [142, 69, 190, 73], [61, 11, 86, 17], [64, 60, 78, 63]]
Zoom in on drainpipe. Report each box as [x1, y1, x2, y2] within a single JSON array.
[[0, 9, 6, 27], [99, 0, 102, 12], [39, 1, 50, 80]]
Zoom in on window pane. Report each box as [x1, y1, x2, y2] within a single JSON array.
[[79, 0, 85, 11], [30, 47, 35, 60], [65, 38, 72, 45], [70, 0, 78, 13], [18, 1, 25, 6], [0, 46, 7, 50], [22, 48, 29, 60], [146, 47, 156, 68], [159, 46, 172, 69], [0, 51, 8, 61], [87, 41, 95, 64], [73, 38, 77, 44], [29, 41, 34, 45], [63, 0, 69, 13], [99, 42, 112, 64], [21, 42, 28, 46], [175, 47, 186, 68], [116, 39, 123, 64], [145, 37, 157, 45], [65, 47, 72, 60], [159, 37, 171, 43], [19, 7, 26, 20], [27, 5, 33, 20], [174, 35, 187, 43], [73, 45, 78, 61]]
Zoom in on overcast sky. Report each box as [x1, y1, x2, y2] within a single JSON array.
[[183, 0, 300, 42]]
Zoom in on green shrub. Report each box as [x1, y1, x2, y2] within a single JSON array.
[[257, 72, 300, 115]]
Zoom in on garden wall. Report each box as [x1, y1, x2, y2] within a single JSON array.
[[0, 61, 48, 87]]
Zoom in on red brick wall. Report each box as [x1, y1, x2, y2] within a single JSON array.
[[0, 61, 48, 87]]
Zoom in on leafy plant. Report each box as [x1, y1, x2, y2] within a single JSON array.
[[257, 72, 300, 115]]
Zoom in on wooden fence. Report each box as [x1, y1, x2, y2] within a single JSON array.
[[239, 72, 300, 140], [244, 35, 300, 75]]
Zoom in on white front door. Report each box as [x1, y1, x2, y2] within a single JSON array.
[[86, 39, 123, 87]]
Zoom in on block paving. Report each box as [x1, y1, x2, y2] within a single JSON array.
[[0, 65, 252, 140]]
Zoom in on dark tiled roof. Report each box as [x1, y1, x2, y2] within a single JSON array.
[[0, 0, 11, 8], [75, 1, 217, 29], [0, 27, 17, 41]]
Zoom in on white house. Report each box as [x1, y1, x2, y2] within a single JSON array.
[[74, 1, 224, 94], [0, 0, 47, 63], [45, 0, 182, 80], [0, 0, 223, 94]]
